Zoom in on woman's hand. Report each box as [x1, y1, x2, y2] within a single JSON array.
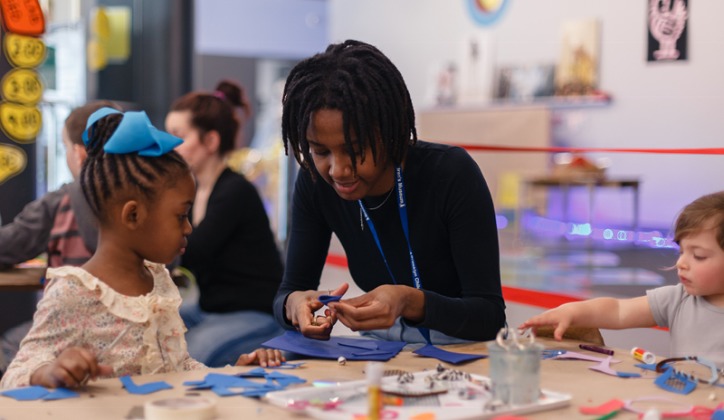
[[30, 347, 113, 388], [329, 285, 424, 331], [285, 283, 348, 340], [235, 348, 286, 367]]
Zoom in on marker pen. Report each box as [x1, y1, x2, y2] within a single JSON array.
[[579, 344, 615, 356]]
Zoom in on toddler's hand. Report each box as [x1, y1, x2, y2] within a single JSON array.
[[30, 347, 113, 388], [519, 307, 573, 341], [235, 348, 286, 368]]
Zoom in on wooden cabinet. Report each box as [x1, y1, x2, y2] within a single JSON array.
[[417, 106, 551, 210]]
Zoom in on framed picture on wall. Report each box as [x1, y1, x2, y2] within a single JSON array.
[[555, 19, 601, 96], [494, 65, 555, 101], [647, 0, 688, 62]]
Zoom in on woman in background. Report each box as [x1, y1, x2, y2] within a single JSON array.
[[166, 80, 284, 367]]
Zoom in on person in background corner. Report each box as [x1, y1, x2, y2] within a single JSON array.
[[0, 100, 122, 375], [165, 80, 284, 367], [274, 40, 505, 344]]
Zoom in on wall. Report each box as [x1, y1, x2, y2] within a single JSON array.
[[329, 0, 723, 229], [194, 0, 328, 59]]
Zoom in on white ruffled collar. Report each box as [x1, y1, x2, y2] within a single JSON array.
[[46, 262, 188, 374]]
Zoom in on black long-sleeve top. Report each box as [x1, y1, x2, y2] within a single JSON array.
[[183, 168, 283, 314], [273, 141, 505, 341]]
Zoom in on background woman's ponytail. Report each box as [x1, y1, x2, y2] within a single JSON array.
[[170, 79, 253, 153]]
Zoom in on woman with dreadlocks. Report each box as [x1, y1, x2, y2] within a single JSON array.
[[273, 40, 505, 344]]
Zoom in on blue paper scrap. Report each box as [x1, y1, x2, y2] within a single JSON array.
[[615, 371, 642, 378], [263, 331, 405, 361], [634, 363, 658, 371], [120, 376, 173, 395], [44, 388, 81, 400], [269, 361, 305, 370], [1, 386, 51, 401], [413, 344, 487, 364], [0, 385, 79, 401], [238, 367, 267, 378], [184, 370, 306, 398], [318, 295, 342, 305]]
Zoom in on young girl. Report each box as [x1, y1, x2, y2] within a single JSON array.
[[521, 191, 724, 367], [273, 40, 505, 344], [0, 101, 121, 373], [1, 109, 282, 389], [165, 80, 284, 367]]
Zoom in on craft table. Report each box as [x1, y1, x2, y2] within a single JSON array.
[[0, 338, 719, 419], [0, 267, 45, 291]]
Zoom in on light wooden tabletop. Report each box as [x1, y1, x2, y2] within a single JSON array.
[[0, 338, 720, 419]]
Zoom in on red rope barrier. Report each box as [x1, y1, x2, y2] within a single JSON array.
[[450, 143, 724, 155]]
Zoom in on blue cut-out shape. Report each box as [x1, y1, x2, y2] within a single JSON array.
[[413, 344, 487, 365], [43, 388, 80, 400], [654, 367, 696, 395], [238, 367, 267, 377], [0, 386, 50, 401], [615, 371, 642, 378], [184, 367, 307, 398], [120, 376, 173, 395], [318, 295, 342, 305]]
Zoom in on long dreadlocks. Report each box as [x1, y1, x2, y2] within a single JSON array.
[[281, 40, 417, 175]]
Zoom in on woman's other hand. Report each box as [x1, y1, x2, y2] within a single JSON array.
[[285, 283, 348, 340], [329, 284, 424, 331]]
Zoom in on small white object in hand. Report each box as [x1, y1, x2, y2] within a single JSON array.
[[337, 356, 346, 365]]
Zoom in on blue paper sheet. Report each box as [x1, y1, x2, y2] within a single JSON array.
[[634, 362, 658, 371], [263, 331, 405, 361], [337, 340, 379, 351], [120, 376, 173, 395], [413, 344, 488, 364]]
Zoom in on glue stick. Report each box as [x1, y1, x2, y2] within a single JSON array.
[[631, 347, 656, 364], [367, 362, 383, 420]]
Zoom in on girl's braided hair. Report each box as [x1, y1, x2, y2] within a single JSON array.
[[80, 113, 189, 222]]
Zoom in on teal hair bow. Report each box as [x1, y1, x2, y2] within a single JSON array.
[[82, 107, 182, 157]]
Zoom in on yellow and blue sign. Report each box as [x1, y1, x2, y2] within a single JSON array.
[[0, 102, 42, 143], [4, 33, 46, 68], [0, 143, 27, 185], [1, 68, 43, 105], [466, 0, 510, 26]]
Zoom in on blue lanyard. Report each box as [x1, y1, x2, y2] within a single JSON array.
[[358, 166, 431, 344]]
